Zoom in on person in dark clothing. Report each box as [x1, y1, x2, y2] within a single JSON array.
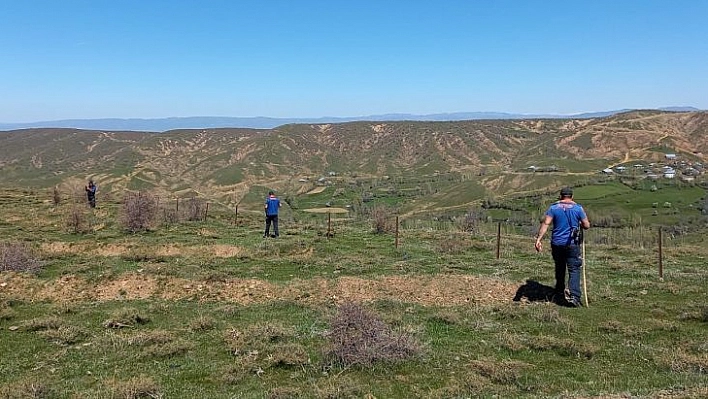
[[535, 187, 590, 307], [263, 190, 281, 238], [85, 180, 97, 208]]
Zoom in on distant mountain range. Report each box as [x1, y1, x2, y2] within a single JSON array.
[[0, 107, 701, 132]]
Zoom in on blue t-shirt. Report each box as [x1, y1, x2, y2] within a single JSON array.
[[545, 201, 586, 246], [265, 195, 280, 216]]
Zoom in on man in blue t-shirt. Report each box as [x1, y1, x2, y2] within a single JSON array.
[[263, 190, 282, 238], [535, 187, 590, 307]]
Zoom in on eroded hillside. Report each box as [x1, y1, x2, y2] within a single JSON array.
[[1, 111, 706, 209]]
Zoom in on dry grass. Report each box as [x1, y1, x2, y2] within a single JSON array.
[[599, 320, 647, 337], [0, 242, 42, 274], [0, 303, 16, 321], [189, 315, 216, 331], [268, 343, 310, 368], [310, 375, 365, 399], [38, 325, 88, 346], [435, 237, 469, 255], [657, 348, 708, 374], [498, 332, 597, 359], [106, 375, 162, 399], [266, 386, 304, 399], [0, 377, 55, 399], [20, 316, 63, 332], [223, 322, 296, 356], [468, 358, 531, 385], [102, 307, 150, 328]]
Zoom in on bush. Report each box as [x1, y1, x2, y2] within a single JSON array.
[[162, 207, 179, 225], [184, 197, 205, 221], [65, 204, 89, 234], [121, 192, 158, 233], [0, 242, 42, 274], [325, 302, 422, 367], [52, 186, 61, 206], [370, 206, 396, 234], [459, 208, 486, 232]]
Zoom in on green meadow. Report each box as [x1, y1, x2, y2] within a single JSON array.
[[1, 178, 706, 398]]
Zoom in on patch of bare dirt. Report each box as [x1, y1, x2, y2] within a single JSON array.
[[306, 186, 326, 195], [0, 272, 518, 306], [40, 242, 246, 259]]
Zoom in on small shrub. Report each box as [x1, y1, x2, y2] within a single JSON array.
[[65, 204, 89, 234], [370, 206, 396, 234], [184, 197, 205, 221], [121, 192, 158, 233], [325, 302, 422, 367], [0, 242, 43, 274], [459, 207, 486, 232], [162, 207, 179, 225], [52, 186, 61, 206]]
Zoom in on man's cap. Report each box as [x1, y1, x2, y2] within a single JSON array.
[[268, 190, 274, 195], [560, 187, 573, 197]]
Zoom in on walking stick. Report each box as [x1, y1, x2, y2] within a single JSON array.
[[582, 239, 589, 307]]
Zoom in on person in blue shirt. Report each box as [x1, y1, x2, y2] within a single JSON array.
[[535, 187, 590, 307], [263, 190, 282, 238]]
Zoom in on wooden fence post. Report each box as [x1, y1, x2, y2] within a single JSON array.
[[496, 222, 501, 259], [395, 216, 399, 249], [658, 226, 663, 279], [204, 202, 209, 221], [327, 212, 332, 238]]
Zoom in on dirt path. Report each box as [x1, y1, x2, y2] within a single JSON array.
[[0, 273, 518, 307]]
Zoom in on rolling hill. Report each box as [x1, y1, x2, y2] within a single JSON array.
[[1, 111, 706, 212]]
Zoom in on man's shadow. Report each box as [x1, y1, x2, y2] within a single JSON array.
[[513, 279, 570, 306]]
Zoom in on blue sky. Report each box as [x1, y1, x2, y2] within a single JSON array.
[[1, 0, 707, 122]]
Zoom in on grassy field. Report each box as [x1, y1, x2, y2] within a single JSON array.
[[1, 187, 707, 398]]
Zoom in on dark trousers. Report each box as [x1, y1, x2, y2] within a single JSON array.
[[87, 194, 96, 208], [551, 244, 583, 301], [264, 214, 279, 237]]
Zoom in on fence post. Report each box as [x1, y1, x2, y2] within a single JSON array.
[[176, 198, 179, 213], [496, 222, 501, 259], [395, 216, 399, 249], [204, 202, 209, 221], [327, 212, 332, 238], [658, 226, 663, 279], [234, 205, 238, 225]]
